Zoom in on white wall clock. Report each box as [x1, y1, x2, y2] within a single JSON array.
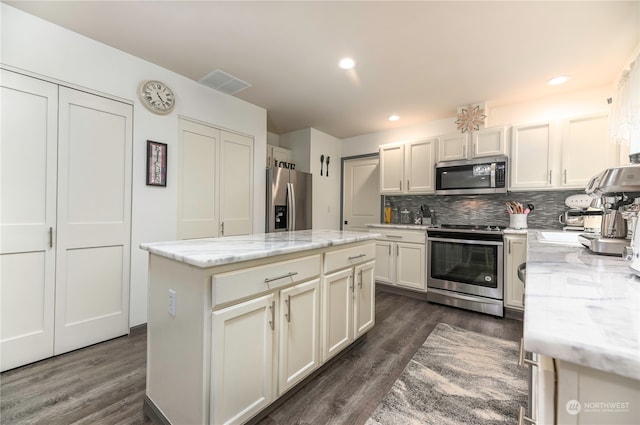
[[138, 80, 176, 115]]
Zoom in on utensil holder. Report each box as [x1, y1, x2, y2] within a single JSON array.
[[509, 214, 528, 229]]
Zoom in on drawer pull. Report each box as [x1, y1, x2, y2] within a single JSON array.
[[518, 338, 538, 368], [348, 253, 366, 260], [518, 406, 536, 425], [386, 235, 403, 239], [264, 272, 298, 284]]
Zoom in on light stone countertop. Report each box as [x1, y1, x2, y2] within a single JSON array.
[[523, 229, 640, 381], [140, 229, 380, 269]]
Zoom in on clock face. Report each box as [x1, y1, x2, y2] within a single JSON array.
[[139, 80, 175, 115]]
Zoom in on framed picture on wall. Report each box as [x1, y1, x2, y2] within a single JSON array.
[[146, 140, 167, 186]]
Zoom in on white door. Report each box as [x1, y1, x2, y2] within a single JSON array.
[[219, 131, 253, 236], [322, 268, 353, 361], [177, 118, 219, 239], [211, 294, 275, 425], [0, 70, 58, 371], [373, 241, 394, 284], [561, 114, 615, 188], [343, 157, 380, 231], [511, 122, 553, 189], [379, 144, 404, 193], [396, 242, 426, 291], [278, 279, 320, 394], [504, 235, 526, 310], [54, 87, 132, 355], [354, 261, 375, 338], [405, 139, 436, 193]]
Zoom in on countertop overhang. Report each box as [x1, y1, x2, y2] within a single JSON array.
[[140, 229, 380, 268], [524, 229, 640, 381]]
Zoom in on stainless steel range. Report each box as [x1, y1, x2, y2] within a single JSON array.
[[426, 224, 505, 317]]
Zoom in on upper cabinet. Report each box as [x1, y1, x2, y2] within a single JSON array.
[[510, 113, 617, 191], [437, 126, 507, 162], [380, 138, 436, 194], [267, 144, 293, 168]]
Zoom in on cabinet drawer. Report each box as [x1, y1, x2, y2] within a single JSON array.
[[377, 229, 426, 244], [212, 255, 321, 306], [324, 243, 375, 274]]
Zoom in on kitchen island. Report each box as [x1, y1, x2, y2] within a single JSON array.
[[524, 230, 640, 424], [140, 230, 378, 425]]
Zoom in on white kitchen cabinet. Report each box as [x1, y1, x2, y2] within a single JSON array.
[[437, 132, 468, 161], [278, 278, 321, 395], [511, 121, 553, 189], [267, 144, 293, 168], [1, 70, 132, 371], [371, 228, 426, 291], [379, 139, 436, 194], [560, 113, 617, 188], [511, 114, 618, 191], [178, 119, 254, 238], [527, 352, 640, 425], [354, 261, 375, 338], [379, 143, 405, 193], [437, 127, 507, 162], [322, 268, 354, 361], [211, 294, 275, 425], [504, 234, 526, 311]]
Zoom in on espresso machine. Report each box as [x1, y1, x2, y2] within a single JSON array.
[[579, 164, 640, 257]]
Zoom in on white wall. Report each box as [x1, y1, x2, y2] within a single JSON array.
[[341, 84, 614, 157], [1, 4, 267, 326]]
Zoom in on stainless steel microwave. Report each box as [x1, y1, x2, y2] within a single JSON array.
[[435, 155, 508, 195]]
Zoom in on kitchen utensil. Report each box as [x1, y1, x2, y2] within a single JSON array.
[[527, 203, 535, 212], [326, 156, 330, 176], [320, 155, 324, 176]]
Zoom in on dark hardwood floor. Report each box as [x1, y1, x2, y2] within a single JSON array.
[[0, 287, 522, 425]]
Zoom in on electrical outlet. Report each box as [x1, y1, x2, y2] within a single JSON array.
[[168, 289, 176, 317]]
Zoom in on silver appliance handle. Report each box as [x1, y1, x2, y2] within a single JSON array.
[[290, 182, 296, 230], [286, 182, 294, 231], [427, 236, 503, 246], [490, 162, 496, 187]]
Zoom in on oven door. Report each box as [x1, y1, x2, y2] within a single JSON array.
[[427, 236, 504, 299]]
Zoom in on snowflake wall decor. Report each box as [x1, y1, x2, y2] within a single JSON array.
[[455, 105, 487, 133]]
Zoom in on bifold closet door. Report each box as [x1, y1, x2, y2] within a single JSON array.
[[54, 87, 132, 355], [0, 70, 58, 371]]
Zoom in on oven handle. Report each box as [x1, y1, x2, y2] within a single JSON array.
[[427, 236, 503, 246]]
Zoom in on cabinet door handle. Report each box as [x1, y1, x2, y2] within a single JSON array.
[[399, 180, 402, 191], [548, 170, 552, 184], [518, 406, 536, 425], [463, 144, 467, 158], [268, 301, 275, 330], [348, 254, 366, 260], [518, 338, 538, 368], [221, 222, 225, 236], [388, 245, 391, 256], [563, 169, 567, 184], [508, 240, 511, 254], [396, 245, 398, 257], [407, 180, 410, 190], [49, 227, 53, 248], [264, 272, 298, 283], [285, 295, 291, 323], [358, 270, 363, 288], [350, 276, 354, 292]]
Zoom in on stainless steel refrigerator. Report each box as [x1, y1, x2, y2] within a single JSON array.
[[266, 167, 312, 232]]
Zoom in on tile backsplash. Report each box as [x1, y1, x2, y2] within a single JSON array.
[[385, 190, 586, 230]]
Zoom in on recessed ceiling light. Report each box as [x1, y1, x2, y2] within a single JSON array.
[[388, 115, 400, 121], [338, 58, 356, 70], [547, 76, 570, 86]]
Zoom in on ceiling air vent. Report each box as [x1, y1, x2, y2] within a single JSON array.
[[198, 69, 251, 95]]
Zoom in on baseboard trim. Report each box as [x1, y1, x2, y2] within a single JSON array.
[[143, 395, 171, 425], [375, 282, 428, 301], [504, 307, 524, 321]]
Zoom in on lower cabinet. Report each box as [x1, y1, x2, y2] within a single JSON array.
[[372, 228, 426, 291], [322, 261, 376, 362], [504, 234, 527, 311]]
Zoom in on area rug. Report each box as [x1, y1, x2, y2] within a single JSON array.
[[366, 323, 527, 425]]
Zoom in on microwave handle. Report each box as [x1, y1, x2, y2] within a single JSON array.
[[490, 162, 496, 188]]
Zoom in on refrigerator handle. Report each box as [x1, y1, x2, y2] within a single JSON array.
[[290, 182, 296, 230], [286, 182, 294, 231]]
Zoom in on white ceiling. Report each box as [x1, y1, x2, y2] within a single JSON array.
[[6, 1, 639, 139]]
